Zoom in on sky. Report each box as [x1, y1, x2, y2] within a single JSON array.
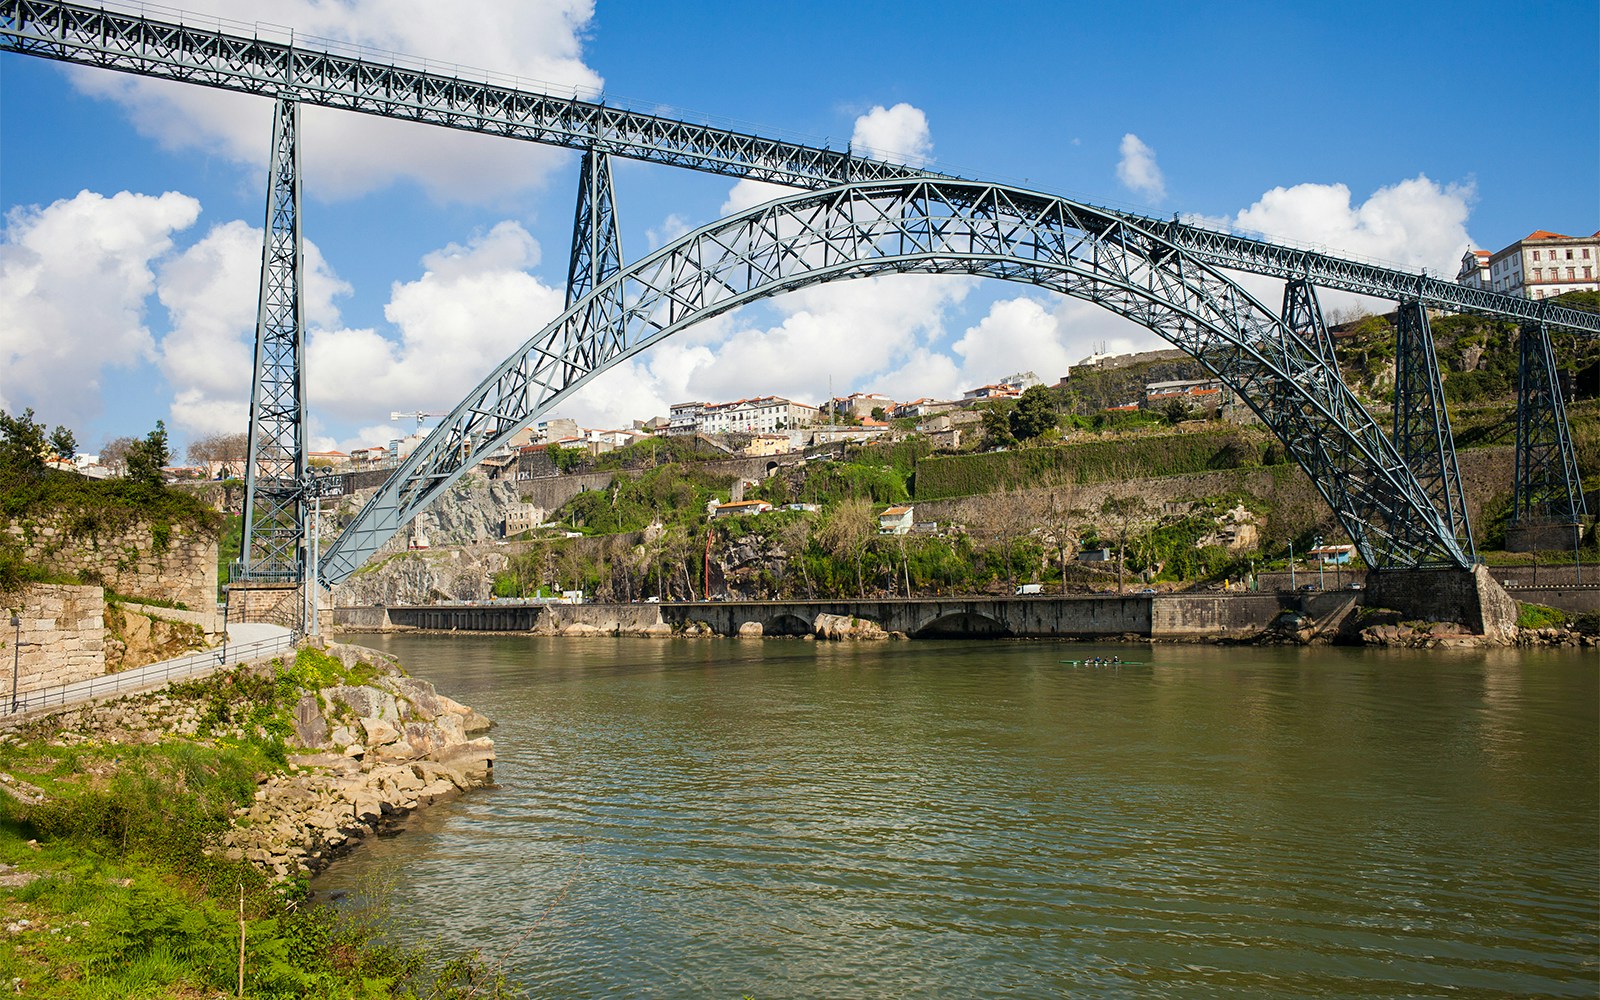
[[1, 0, 1596, 460]]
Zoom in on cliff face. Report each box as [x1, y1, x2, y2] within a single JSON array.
[[332, 476, 522, 606]]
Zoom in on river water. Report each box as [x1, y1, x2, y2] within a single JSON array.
[[317, 634, 1598, 998]]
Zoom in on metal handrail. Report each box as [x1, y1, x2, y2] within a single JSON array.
[[8, 632, 296, 715]]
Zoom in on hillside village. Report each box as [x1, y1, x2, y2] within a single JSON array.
[[13, 289, 1600, 608]]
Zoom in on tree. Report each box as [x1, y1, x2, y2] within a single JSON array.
[[124, 420, 171, 486], [775, 516, 815, 598], [818, 498, 875, 597], [1009, 385, 1058, 442], [100, 436, 137, 474], [1100, 494, 1148, 593], [1044, 490, 1084, 595], [187, 431, 248, 471], [0, 408, 48, 476], [980, 405, 1016, 449], [1162, 398, 1192, 426], [48, 425, 77, 462]]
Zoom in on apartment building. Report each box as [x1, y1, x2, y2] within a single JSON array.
[[1463, 230, 1600, 300]]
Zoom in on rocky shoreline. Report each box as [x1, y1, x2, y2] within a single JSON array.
[[6, 640, 495, 883]]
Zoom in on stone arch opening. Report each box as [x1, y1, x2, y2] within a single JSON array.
[[914, 612, 1013, 639]]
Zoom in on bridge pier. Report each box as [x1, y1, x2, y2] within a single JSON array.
[[1361, 566, 1518, 641]]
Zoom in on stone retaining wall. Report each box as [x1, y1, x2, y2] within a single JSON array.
[[0, 584, 104, 692], [2, 516, 216, 615]]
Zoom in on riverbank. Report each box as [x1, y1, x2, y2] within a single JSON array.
[[336, 593, 1599, 647], [0, 640, 507, 997]]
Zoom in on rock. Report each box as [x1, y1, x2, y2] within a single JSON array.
[[359, 717, 400, 747], [292, 693, 329, 748], [813, 612, 889, 641], [562, 622, 603, 636], [737, 621, 764, 638], [325, 685, 400, 722]]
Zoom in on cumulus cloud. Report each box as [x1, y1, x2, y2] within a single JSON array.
[[156, 220, 350, 437], [1116, 133, 1166, 201], [851, 103, 933, 166], [309, 221, 566, 436], [1230, 175, 1474, 275], [68, 0, 603, 201], [1, 189, 200, 425]]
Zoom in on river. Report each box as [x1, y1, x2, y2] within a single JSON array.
[[316, 634, 1598, 998]]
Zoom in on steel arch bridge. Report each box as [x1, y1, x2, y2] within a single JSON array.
[[319, 178, 1472, 585]]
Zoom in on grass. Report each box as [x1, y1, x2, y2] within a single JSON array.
[[0, 648, 521, 998]]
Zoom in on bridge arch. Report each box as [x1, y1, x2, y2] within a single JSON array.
[[913, 611, 1013, 639], [320, 179, 1468, 584]]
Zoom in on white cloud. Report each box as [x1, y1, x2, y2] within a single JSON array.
[[721, 179, 800, 217], [309, 221, 566, 428], [1231, 175, 1474, 275], [1116, 133, 1166, 201], [851, 103, 933, 166], [0, 189, 200, 425], [155, 220, 350, 437], [68, 0, 603, 201]]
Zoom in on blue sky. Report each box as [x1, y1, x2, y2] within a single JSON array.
[[2, 0, 1596, 459]]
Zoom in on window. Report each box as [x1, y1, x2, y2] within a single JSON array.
[[1533, 268, 1542, 280], [1569, 267, 1577, 280], [1586, 267, 1594, 279], [1584, 249, 1591, 259], [1533, 250, 1541, 260], [1566, 249, 1575, 259]]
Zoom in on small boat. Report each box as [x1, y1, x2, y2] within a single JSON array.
[[1060, 659, 1146, 666]]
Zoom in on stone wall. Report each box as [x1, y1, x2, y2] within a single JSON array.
[[2, 516, 217, 629], [0, 584, 104, 694]]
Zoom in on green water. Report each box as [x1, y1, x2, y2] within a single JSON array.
[[317, 635, 1599, 998]]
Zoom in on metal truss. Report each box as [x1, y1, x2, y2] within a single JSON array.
[[563, 149, 626, 378], [238, 96, 308, 583], [318, 179, 1472, 584], [1281, 278, 1338, 368], [1513, 320, 1587, 525], [1392, 301, 1474, 557], [2, 0, 1596, 337]]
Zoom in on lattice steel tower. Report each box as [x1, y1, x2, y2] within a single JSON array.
[[237, 96, 308, 583]]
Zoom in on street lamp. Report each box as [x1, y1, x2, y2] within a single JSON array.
[[1314, 535, 1324, 590], [1289, 538, 1296, 591], [9, 614, 35, 714]]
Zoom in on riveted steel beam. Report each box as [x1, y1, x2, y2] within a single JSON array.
[[318, 179, 1471, 584], [238, 95, 307, 586], [1393, 301, 1474, 558], [3, 0, 1596, 335]]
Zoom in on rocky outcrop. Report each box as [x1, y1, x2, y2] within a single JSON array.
[[813, 612, 889, 641], [26, 640, 494, 883], [213, 641, 494, 880]]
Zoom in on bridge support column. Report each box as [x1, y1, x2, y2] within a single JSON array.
[[240, 95, 309, 589], [1511, 318, 1587, 554], [564, 148, 625, 375], [1393, 300, 1474, 557], [1361, 565, 1518, 641]]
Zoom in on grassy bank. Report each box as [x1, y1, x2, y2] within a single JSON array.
[[0, 648, 518, 999]]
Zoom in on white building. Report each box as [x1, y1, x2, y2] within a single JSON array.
[[673, 396, 820, 436], [1465, 230, 1600, 301]]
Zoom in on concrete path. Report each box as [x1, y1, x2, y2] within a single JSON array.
[[7, 623, 296, 719]]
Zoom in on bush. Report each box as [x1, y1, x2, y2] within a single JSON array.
[[1515, 602, 1568, 629]]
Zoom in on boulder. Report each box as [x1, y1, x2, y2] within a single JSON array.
[[291, 694, 329, 748], [813, 612, 889, 641], [737, 621, 764, 638]]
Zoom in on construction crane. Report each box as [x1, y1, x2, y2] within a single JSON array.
[[390, 410, 449, 432]]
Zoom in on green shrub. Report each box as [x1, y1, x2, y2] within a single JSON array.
[[1515, 602, 1568, 629]]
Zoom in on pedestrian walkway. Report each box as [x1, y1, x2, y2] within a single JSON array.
[[6, 623, 296, 718]]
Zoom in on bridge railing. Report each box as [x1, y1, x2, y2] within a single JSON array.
[[7, 632, 296, 716]]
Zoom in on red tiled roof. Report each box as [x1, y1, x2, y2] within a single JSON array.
[[1524, 230, 1571, 241]]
